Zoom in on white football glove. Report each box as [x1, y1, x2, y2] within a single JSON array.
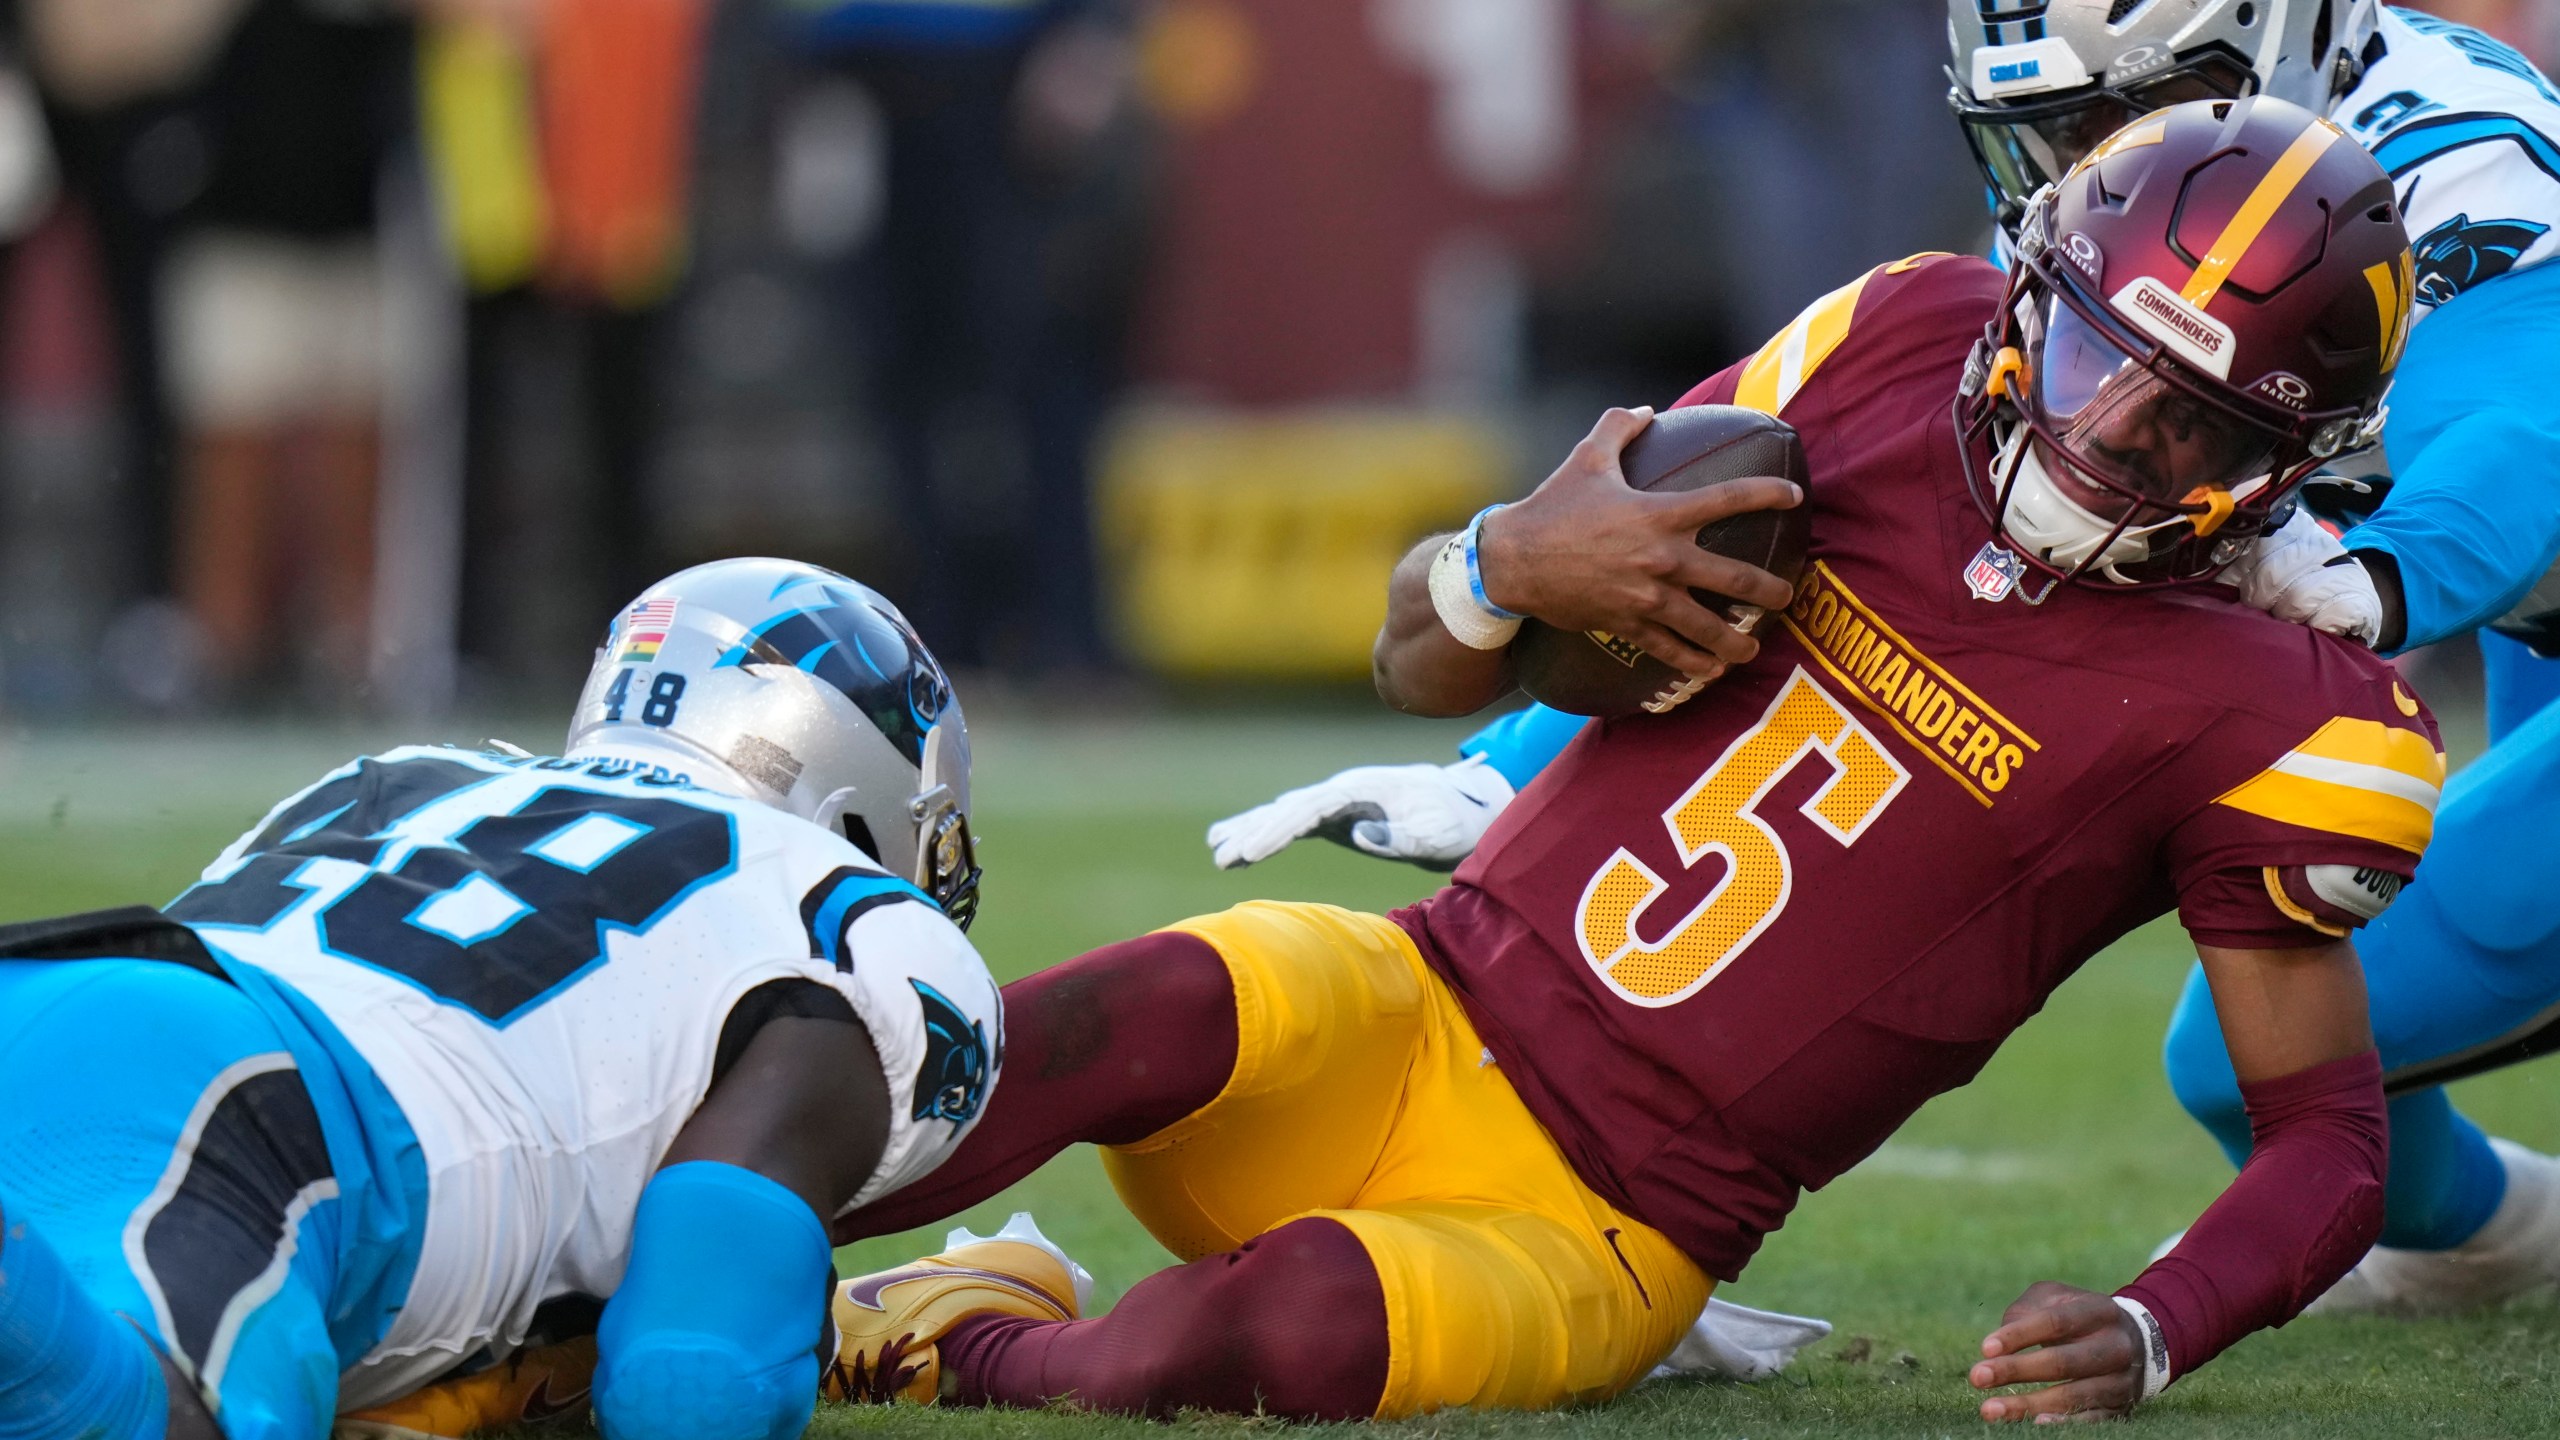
[[1647, 1297, 1834, 1383], [2223, 505, 2385, 646], [1205, 755, 1517, 871]]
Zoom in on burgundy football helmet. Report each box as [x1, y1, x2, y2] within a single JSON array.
[[1958, 95, 2411, 588]]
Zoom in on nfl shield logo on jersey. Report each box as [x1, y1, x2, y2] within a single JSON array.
[[1964, 542, 2027, 603]]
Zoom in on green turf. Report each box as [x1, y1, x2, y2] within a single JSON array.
[[3, 710, 2556, 1437]]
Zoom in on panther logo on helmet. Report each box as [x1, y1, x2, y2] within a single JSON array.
[[712, 583, 957, 769]]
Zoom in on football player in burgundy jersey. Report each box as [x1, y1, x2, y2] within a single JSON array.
[[823, 98, 2430, 1425]]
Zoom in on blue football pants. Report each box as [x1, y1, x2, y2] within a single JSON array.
[[0, 960, 345, 1440], [2164, 637, 2560, 1249]]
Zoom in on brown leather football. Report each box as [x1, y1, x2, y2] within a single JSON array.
[[1510, 406, 1811, 717]]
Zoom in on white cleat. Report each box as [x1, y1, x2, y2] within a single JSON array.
[[2309, 1139, 2560, 1316], [1648, 1298, 1833, 1382]]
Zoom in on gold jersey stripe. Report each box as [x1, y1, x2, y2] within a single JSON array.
[[1733, 267, 1882, 416], [2215, 771, 2436, 854], [2291, 715, 2446, 787], [2181, 121, 2342, 311], [2263, 867, 2349, 939], [2269, 751, 2441, 811], [2215, 714, 2443, 853]]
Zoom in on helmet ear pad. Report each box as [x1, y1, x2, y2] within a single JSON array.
[[810, 784, 902, 871], [796, 691, 976, 904]]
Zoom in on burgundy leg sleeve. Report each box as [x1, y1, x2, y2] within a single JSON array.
[[838, 930, 1239, 1241], [2119, 1048, 2386, 1380], [940, 1217, 1390, 1419]]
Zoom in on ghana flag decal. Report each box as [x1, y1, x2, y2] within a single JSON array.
[[615, 597, 680, 663]]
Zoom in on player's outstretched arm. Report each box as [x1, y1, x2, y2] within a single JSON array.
[[1373, 406, 1799, 716], [1205, 754, 1516, 869], [1201, 702, 1593, 871], [1971, 939, 2381, 1422], [593, 1013, 890, 1440], [2341, 263, 2560, 652]]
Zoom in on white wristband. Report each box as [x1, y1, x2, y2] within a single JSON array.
[[1428, 533, 1522, 650], [2111, 1296, 2171, 1402]]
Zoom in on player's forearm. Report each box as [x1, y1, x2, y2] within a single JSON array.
[[2347, 406, 2560, 651], [1458, 702, 1591, 789], [2118, 1049, 2386, 1380], [1375, 534, 1515, 717], [660, 1011, 888, 1217], [2347, 266, 2560, 652]]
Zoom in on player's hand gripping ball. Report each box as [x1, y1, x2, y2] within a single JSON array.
[[1509, 406, 1811, 717]]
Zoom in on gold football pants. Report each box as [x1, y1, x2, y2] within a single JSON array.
[[1103, 901, 1711, 1417]]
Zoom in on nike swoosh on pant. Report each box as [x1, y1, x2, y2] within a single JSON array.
[[521, 1373, 591, 1422]]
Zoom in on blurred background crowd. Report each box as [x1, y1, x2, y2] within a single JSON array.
[[0, 0, 2545, 718]]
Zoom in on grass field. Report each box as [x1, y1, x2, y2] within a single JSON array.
[[3, 706, 2556, 1438]]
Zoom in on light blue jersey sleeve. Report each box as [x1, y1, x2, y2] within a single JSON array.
[[2345, 259, 2560, 653], [1459, 703, 1591, 790]]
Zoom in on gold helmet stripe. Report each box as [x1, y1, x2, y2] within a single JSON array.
[[2363, 259, 2403, 370], [2070, 116, 2169, 178], [2180, 120, 2343, 311], [2396, 249, 2417, 364], [2361, 249, 2417, 371]]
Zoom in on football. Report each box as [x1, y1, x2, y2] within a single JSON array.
[[1510, 405, 1812, 717]]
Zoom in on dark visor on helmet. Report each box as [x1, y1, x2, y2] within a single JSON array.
[[2026, 292, 2284, 517], [1952, 49, 2257, 215]]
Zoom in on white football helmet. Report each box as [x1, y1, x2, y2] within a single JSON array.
[[1947, 0, 2379, 224], [565, 558, 981, 928]]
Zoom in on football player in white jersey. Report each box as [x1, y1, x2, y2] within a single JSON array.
[[1212, 1, 2560, 1317], [0, 559, 1006, 1440]]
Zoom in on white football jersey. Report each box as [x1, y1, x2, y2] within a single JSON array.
[[170, 745, 1001, 1408], [2338, 7, 2560, 313]]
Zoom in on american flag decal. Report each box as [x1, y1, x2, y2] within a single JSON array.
[[616, 597, 681, 662]]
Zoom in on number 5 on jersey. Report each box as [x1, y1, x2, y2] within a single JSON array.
[[1577, 668, 1909, 1007]]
